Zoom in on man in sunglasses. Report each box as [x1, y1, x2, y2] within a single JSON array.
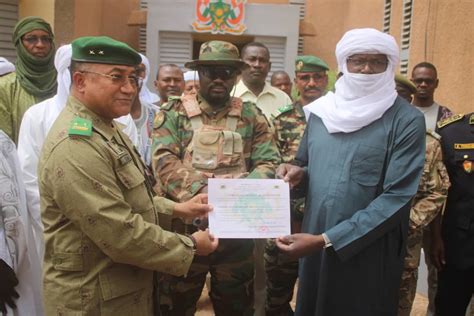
[[410, 61, 454, 316], [38, 36, 218, 315], [152, 40, 280, 315], [411, 62, 453, 133]]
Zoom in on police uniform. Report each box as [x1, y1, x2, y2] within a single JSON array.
[[435, 113, 474, 316], [152, 41, 280, 316], [398, 130, 450, 316], [265, 55, 329, 316], [39, 37, 196, 315]]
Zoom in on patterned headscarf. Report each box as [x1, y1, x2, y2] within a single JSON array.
[[12, 16, 57, 100]]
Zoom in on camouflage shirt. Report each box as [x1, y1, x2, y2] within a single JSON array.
[[271, 101, 307, 219], [410, 130, 450, 228], [271, 101, 306, 163], [152, 94, 280, 202]]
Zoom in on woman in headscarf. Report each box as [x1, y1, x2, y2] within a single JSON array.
[[0, 16, 56, 144]]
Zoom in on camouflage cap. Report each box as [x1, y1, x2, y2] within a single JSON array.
[[71, 36, 141, 66], [295, 55, 329, 72], [185, 40, 247, 70], [395, 73, 417, 94]]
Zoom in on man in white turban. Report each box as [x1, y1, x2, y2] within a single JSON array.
[[130, 53, 160, 166], [275, 28, 426, 316], [17, 44, 138, 261]]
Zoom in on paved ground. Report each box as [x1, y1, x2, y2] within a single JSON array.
[[195, 282, 429, 315]]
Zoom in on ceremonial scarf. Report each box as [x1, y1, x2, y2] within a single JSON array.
[[304, 28, 399, 133], [12, 16, 57, 99], [138, 53, 160, 105]]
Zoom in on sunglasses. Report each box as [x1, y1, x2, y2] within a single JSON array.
[[198, 67, 238, 80], [412, 78, 436, 85]]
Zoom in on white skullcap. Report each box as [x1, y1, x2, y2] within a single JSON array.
[[184, 70, 199, 82]]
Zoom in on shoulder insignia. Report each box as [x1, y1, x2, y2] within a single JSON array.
[[153, 111, 166, 129], [437, 113, 464, 129], [68, 117, 92, 137], [426, 129, 441, 140], [276, 104, 293, 116], [160, 101, 173, 111], [454, 143, 474, 150], [470, 113, 474, 125]]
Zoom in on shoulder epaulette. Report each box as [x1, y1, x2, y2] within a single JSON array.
[[426, 129, 441, 140], [276, 104, 293, 116], [68, 117, 92, 137], [437, 113, 464, 129], [469, 113, 474, 125]]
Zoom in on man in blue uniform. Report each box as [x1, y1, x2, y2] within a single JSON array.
[[275, 28, 426, 316]]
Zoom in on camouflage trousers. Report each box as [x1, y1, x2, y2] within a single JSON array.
[[159, 224, 255, 316], [399, 226, 423, 316], [264, 238, 298, 316]]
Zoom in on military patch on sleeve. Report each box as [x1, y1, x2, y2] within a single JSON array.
[[437, 113, 464, 129], [68, 117, 92, 137], [153, 111, 166, 129]]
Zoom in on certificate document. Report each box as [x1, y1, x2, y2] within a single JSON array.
[[208, 178, 291, 238]]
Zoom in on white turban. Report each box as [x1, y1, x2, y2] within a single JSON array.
[[0, 57, 15, 76], [54, 44, 72, 114], [304, 28, 400, 133], [184, 70, 199, 82], [139, 53, 160, 105]]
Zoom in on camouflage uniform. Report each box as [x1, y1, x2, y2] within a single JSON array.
[[152, 93, 280, 315], [265, 101, 306, 316], [398, 130, 450, 316]]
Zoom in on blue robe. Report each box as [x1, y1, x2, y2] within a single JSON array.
[[295, 97, 426, 316]]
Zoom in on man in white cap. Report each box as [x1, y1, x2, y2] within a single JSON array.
[[276, 28, 426, 316], [183, 70, 200, 96], [130, 53, 160, 166]]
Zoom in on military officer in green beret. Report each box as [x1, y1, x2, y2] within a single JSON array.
[[38, 36, 218, 315], [395, 73, 417, 103], [265, 55, 329, 315]]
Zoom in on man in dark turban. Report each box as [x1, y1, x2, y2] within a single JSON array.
[[0, 16, 57, 144]]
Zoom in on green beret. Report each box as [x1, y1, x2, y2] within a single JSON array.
[[71, 36, 141, 66], [295, 55, 329, 72], [395, 73, 417, 94]]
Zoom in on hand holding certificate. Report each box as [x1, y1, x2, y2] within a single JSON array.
[[208, 178, 291, 238]]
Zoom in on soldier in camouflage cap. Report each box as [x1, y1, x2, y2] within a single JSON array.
[[152, 40, 280, 315], [265, 55, 329, 315]]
